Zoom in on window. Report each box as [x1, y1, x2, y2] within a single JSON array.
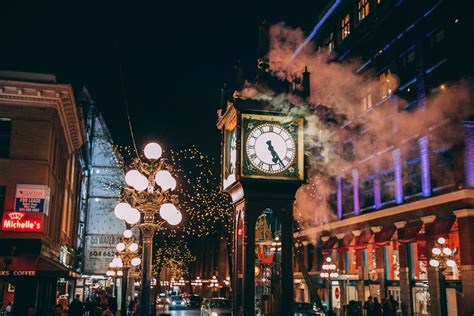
[[380, 69, 393, 98], [385, 237, 400, 280], [358, 0, 370, 21], [432, 147, 455, 191], [360, 176, 375, 210], [429, 29, 445, 48], [380, 168, 395, 204], [404, 142, 422, 198], [341, 15, 350, 40], [361, 88, 373, 111], [326, 32, 335, 52], [0, 118, 12, 158], [342, 179, 354, 216], [0, 186, 5, 213]]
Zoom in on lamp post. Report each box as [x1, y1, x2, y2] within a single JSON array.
[[429, 237, 456, 316], [106, 262, 123, 298], [320, 256, 338, 316], [114, 142, 182, 315], [115, 229, 141, 316]]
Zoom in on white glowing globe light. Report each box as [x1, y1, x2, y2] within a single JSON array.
[[432, 247, 441, 255], [326, 257, 332, 263], [155, 170, 176, 191], [109, 262, 116, 268], [116, 243, 126, 252], [133, 175, 149, 192], [437, 237, 446, 245], [446, 259, 456, 268], [123, 229, 133, 238], [112, 257, 123, 268], [114, 202, 131, 220], [159, 203, 177, 221], [334, 272, 339, 278], [117, 270, 123, 276], [125, 208, 141, 225], [131, 257, 141, 266], [129, 243, 139, 252], [166, 210, 182, 226], [144, 142, 162, 160], [429, 259, 440, 267], [322, 264, 328, 270], [443, 248, 452, 256], [125, 169, 143, 187]]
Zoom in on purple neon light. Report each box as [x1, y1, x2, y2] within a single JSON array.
[[337, 176, 343, 219], [352, 169, 360, 215], [464, 121, 474, 187], [290, 0, 342, 61], [374, 175, 382, 209], [392, 149, 403, 204], [418, 136, 431, 197]]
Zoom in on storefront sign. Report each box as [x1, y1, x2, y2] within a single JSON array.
[[1, 212, 43, 232], [0, 271, 36, 277], [15, 184, 50, 214], [84, 234, 121, 274]]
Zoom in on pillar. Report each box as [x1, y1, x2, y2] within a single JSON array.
[[464, 121, 474, 187], [453, 209, 474, 316], [418, 136, 431, 197], [392, 149, 403, 204], [372, 226, 386, 298], [352, 169, 360, 215], [337, 176, 343, 219], [394, 221, 412, 316]]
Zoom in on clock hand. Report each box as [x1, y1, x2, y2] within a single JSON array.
[[266, 141, 285, 167]]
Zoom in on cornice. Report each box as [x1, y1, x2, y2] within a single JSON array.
[[302, 189, 474, 238], [0, 80, 84, 153]]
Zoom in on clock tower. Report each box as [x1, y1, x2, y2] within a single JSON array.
[[217, 25, 306, 314]]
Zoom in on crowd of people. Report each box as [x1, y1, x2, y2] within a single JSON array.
[[344, 295, 399, 316]]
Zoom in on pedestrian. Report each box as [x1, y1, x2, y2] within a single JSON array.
[[389, 295, 399, 314], [101, 307, 113, 316], [373, 297, 382, 316], [127, 298, 135, 315], [53, 304, 65, 316], [69, 294, 84, 316], [26, 305, 37, 316], [4, 301, 12, 316], [363, 296, 373, 316], [108, 296, 117, 315]]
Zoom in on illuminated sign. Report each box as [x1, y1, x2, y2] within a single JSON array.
[[15, 184, 50, 214], [237, 226, 244, 238], [2, 212, 43, 232]]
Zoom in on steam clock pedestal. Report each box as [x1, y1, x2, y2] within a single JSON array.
[[218, 103, 305, 315]]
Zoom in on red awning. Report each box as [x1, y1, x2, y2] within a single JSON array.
[[321, 237, 338, 254], [428, 217, 455, 239], [337, 234, 354, 252], [399, 221, 423, 244], [375, 226, 396, 247], [354, 230, 373, 250]]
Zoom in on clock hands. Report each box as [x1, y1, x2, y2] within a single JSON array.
[[266, 140, 285, 167]]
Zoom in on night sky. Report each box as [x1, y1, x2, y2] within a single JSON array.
[[0, 1, 327, 157]]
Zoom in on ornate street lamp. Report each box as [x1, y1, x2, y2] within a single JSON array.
[[114, 142, 182, 315], [320, 256, 338, 316], [106, 261, 123, 298], [115, 230, 141, 316], [429, 237, 456, 271]]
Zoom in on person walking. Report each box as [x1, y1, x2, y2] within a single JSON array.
[[69, 294, 84, 316], [4, 302, 12, 316], [373, 297, 382, 316], [363, 296, 375, 316]]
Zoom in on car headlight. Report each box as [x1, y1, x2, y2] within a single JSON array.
[[172, 302, 176, 305], [181, 301, 185, 305], [211, 312, 218, 316]]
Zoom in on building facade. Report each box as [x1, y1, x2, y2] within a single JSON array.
[[0, 71, 84, 314], [294, 1, 473, 316]]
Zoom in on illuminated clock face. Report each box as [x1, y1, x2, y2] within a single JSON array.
[[246, 123, 295, 174]]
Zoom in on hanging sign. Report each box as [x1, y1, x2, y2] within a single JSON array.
[[2, 212, 43, 232], [15, 184, 50, 214]]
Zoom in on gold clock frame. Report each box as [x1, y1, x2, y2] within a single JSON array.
[[240, 113, 304, 181]]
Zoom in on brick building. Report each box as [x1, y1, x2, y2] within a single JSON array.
[[0, 71, 84, 315], [293, 1, 474, 315]]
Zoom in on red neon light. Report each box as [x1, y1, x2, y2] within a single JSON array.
[[237, 226, 244, 238], [2, 212, 43, 232]]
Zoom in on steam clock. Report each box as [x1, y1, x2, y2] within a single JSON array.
[[218, 98, 305, 315]]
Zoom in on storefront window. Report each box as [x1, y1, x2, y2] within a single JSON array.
[[410, 239, 428, 280], [385, 238, 400, 280], [412, 284, 430, 316]]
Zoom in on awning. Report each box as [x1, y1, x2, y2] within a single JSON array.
[[354, 230, 373, 250], [321, 237, 338, 254], [427, 217, 455, 239], [399, 221, 423, 244], [337, 234, 354, 252], [375, 226, 396, 247], [0, 256, 78, 279]]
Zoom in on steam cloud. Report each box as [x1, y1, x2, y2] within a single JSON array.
[[240, 23, 473, 242]]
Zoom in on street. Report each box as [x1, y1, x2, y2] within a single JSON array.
[[157, 309, 200, 315]]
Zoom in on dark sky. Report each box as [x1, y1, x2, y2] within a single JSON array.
[[0, 0, 327, 157]]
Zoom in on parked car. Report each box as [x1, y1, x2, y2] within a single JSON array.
[[201, 297, 232, 316], [294, 302, 326, 315], [169, 295, 187, 310], [186, 294, 203, 308]]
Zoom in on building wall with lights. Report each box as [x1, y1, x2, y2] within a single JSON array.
[[0, 71, 85, 314], [295, 1, 474, 315]]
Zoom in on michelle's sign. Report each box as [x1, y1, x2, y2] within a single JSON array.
[[2, 212, 43, 232], [15, 184, 50, 214]]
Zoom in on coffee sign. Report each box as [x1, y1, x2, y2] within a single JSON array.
[[1, 212, 43, 232]]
